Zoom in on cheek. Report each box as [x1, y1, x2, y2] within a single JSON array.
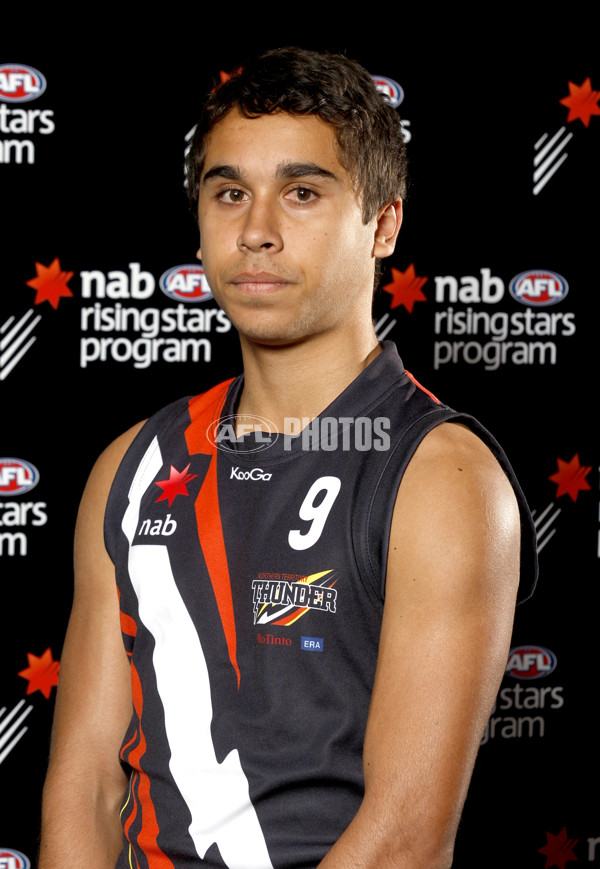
[[321, 221, 374, 275], [197, 223, 231, 272]]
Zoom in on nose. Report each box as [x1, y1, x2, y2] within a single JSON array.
[[237, 198, 283, 254]]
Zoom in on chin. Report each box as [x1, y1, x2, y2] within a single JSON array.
[[231, 311, 317, 347], [239, 327, 308, 348]]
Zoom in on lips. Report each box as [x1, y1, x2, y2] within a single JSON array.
[[230, 271, 293, 295]]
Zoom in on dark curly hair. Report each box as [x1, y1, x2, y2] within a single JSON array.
[[185, 47, 407, 225]]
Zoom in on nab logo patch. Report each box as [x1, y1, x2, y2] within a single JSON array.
[[0, 64, 46, 102], [0, 848, 31, 868], [0, 459, 39, 496], [509, 270, 568, 307], [506, 645, 557, 679], [371, 75, 404, 108], [301, 636, 324, 652], [159, 264, 213, 303]]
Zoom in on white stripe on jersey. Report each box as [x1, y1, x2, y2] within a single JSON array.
[[122, 437, 274, 868]]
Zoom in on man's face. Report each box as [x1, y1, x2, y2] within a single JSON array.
[[197, 109, 385, 347]]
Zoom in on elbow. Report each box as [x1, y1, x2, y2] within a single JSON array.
[[357, 799, 459, 868]]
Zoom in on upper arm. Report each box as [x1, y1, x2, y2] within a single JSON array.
[[362, 423, 520, 863], [45, 421, 146, 796]]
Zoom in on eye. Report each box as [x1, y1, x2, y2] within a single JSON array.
[[287, 186, 317, 204], [295, 187, 312, 201], [217, 187, 249, 204]]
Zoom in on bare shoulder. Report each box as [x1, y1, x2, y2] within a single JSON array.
[[405, 420, 512, 486], [389, 421, 521, 607], [76, 421, 147, 517], [399, 421, 519, 525], [74, 419, 147, 579], [82, 420, 147, 503]]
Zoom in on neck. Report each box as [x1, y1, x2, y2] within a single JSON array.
[[236, 328, 381, 431]]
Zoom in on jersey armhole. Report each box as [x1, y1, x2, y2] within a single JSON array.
[[103, 396, 193, 561], [354, 411, 538, 605]]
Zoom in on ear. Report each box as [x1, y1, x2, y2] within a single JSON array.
[[196, 246, 202, 261], [372, 200, 403, 259]]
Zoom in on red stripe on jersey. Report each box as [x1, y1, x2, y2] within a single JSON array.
[[124, 662, 176, 868], [405, 370, 441, 404], [121, 727, 138, 758], [116, 587, 137, 637], [184, 380, 241, 687], [120, 609, 138, 638]]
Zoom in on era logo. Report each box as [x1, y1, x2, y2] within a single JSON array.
[[301, 636, 324, 652]]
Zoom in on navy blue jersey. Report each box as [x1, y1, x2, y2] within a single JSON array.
[[104, 342, 537, 868]]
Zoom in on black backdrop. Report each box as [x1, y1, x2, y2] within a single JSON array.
[[1, 30, 598, 869]]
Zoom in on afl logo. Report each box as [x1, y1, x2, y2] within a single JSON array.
[[0, 64, 46, 102], [506, 645, 557, 679], [207, 414, 278, 454], [159, 265, 213, 303], [509, 270, 568, 307], [0, 848, 31, 868], [371, 75, 404, 108], [0, 459, 39, 496]]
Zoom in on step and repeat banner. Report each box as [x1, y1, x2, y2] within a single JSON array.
[[1, 38, 597, 868]]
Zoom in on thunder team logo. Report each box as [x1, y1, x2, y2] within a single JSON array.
[[252, 570, 338, 626]]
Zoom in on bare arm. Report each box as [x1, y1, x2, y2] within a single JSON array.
[[318, 423, 521, 868], [39, 423, 145, 869]]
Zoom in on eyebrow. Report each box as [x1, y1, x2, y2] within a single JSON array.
[[201, 161, 340, 185]]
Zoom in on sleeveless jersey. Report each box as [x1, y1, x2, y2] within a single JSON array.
[[105, 341, 537, 869]]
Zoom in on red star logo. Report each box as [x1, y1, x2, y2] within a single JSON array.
[[549, 454, 592, 502], [26, 258, 74, 309], [382, 265, 428, 312], [155, 463, 198, 506], [538, 827, 579, 869], [212, 68, 242, 91], [559, 78, 600, 127], [18, 648, 60, 699]]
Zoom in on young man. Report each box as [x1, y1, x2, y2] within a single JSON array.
[[40, 48, 537, 868]]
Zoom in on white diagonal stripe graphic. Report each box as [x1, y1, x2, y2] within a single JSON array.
[[533, 127, 573, 195], [0, 700, 34, 765], [0, 309, 42, 380], [374, 312, 397, 341], [534, 126, 569, 166], [532, 502, 562, 553]]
